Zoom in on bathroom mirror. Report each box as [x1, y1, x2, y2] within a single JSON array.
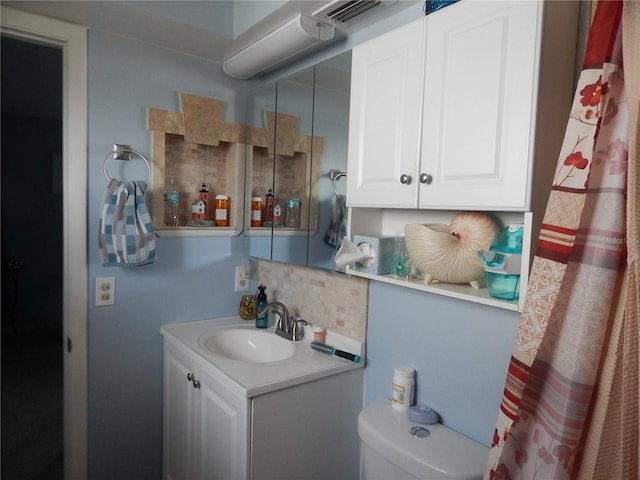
[[245, 51, 351, 271]]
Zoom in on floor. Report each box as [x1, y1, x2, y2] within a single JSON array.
[[1, 324, 63, 480]]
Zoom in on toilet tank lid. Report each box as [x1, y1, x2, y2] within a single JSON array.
[[358, 399, 489, 480]]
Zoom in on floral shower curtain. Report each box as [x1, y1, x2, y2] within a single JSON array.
[[485, 1, 639, 479]]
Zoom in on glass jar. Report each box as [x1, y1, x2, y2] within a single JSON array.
[[164, 178, 179, 227], [285, 198, 300, 228]]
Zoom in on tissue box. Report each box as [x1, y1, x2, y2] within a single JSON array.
[[352, 235, 395, 275]]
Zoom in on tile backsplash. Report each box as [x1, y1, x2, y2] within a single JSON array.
[[256, 259, 369, 342]]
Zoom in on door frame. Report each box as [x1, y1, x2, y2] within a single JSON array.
[[1, 7, 88, 479]]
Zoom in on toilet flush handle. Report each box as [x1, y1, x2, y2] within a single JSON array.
[[409, 426, 430, 438]]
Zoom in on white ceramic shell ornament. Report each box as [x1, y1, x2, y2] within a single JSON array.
[[405, 212, 500, 289]]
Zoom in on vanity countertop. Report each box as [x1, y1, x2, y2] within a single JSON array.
[[160, 316, 364, 398]]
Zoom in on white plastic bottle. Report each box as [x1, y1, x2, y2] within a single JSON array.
[[391, 366, 415, 411]]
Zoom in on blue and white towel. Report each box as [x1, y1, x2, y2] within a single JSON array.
[[98, 179, 156, 267], [323, 193, 347, 248]]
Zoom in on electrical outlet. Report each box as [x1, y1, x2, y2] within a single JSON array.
[[234, 266, 249, 293], [95, 276, 115, 306]]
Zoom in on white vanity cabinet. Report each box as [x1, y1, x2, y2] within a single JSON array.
[[347, 0, 542, 210], [346, 1, 579, 310], [163, 338, 249, 480], [161, 318, 364, 480]]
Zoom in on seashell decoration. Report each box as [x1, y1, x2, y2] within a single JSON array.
[[404, 212, 500, 289]]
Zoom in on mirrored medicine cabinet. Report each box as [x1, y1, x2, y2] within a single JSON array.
[[244, 51, 351, 271]]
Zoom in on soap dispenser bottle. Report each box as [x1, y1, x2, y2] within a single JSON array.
[[255, 285, 268, 329]]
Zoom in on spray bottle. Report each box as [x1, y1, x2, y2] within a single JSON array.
[[255, 285, 268, 329]]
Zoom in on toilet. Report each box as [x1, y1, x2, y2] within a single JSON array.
[[358, 399, 489, 480]]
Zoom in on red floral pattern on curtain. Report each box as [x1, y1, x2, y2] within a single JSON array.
[[484, 2, 629, 478]]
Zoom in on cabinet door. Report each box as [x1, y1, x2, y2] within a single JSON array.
[[195, 366, 248, 480], [163, 344, 197, 480], [347, 17, 425, 208], [419, 1, 539, 210], [251, 370, 363, 479]]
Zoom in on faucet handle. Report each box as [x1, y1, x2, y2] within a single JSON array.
[[290, 316, 309, 342]]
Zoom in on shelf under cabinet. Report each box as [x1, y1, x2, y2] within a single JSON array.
[[347, 208, 533, 312], [346, 268, 521, 311]]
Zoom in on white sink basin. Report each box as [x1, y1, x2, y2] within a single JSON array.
[[199, 327, 295, 363]]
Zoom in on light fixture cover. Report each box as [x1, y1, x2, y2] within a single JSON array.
[[223, 15, 334, 80]]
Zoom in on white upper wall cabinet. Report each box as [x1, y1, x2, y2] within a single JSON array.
[[347, 1, 544, 211]]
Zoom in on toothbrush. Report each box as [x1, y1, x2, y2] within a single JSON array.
[[310, 341, 361, 363]]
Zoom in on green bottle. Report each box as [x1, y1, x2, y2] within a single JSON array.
[[255, 285, 268, 329]]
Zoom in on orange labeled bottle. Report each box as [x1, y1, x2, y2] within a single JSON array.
[[251, 197, 262, 227], [214, 195, 230, 227]]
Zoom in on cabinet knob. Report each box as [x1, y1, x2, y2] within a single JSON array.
[[420, 173, 433, 185], [187, 372, 200, 388], [399, 174, 412, 185]]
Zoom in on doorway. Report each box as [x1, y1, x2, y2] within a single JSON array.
[[1, 7, 88, 480], [1, 35, 64, 480]]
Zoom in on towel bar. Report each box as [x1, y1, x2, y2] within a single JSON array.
[[103, 144, 151, 183]]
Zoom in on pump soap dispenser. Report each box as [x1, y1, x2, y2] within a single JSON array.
[[255, 285, 268, 329]]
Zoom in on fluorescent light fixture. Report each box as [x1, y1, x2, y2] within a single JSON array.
[[223, 14, 334, 80]]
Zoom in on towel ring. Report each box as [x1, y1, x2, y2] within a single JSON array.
[[329, 169, 347, 197], [103, 145, 151, 183]]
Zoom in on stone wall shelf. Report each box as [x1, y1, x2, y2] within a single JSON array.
[[244, 228, 317, 238], [147, 93, 245, 237], [156, 227, 243, 238], [147, 92, 322, 239]]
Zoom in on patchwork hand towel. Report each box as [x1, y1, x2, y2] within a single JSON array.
[[323, 193, 347, 248], [98, 179, 156, 266]]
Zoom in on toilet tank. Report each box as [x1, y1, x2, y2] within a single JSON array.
[[358, 399, 489, 480]]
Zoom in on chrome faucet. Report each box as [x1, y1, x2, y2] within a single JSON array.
[[266, 302, 290, 337], [257, 301, 308, 341]]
